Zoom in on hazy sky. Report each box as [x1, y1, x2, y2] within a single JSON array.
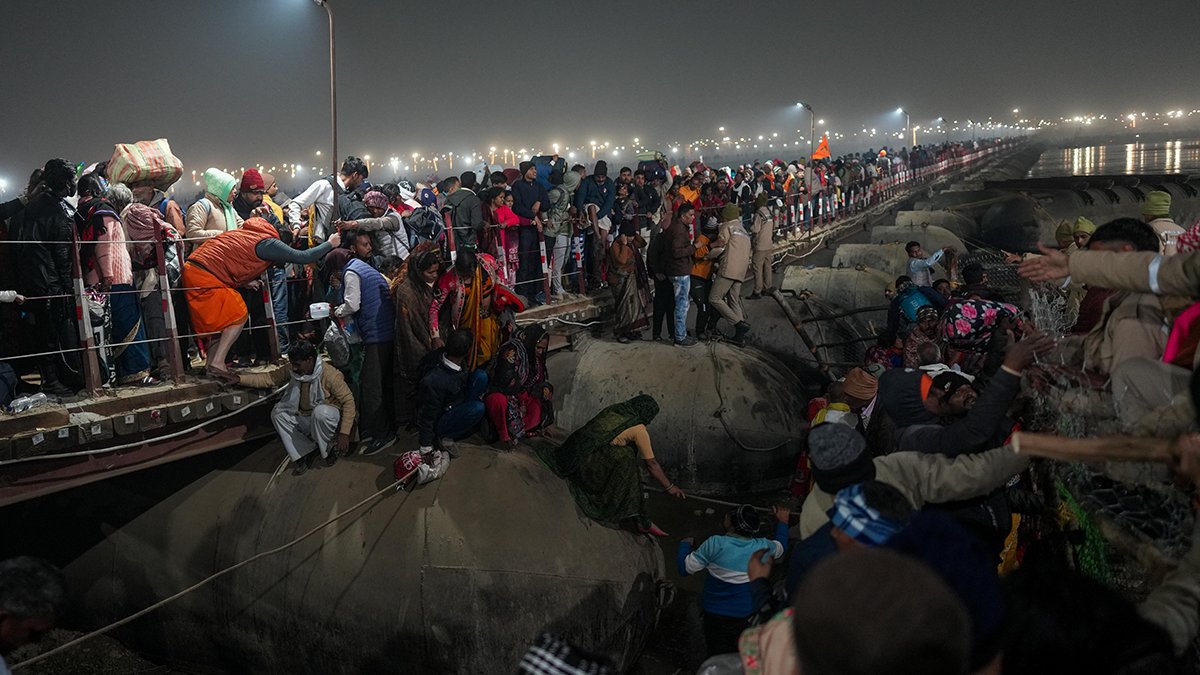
[[0, 0, 1195, 188]]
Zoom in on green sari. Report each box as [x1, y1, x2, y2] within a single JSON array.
[[535, 395, 660, 525]]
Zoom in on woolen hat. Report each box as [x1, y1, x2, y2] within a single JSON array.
[[1073, 216, 1096, 235], [260, 172, 276, 190], [594, 160, 609, 177], [618, 221, 637, 237], [1143, 190, 1171, 219], [721, 203, 741, 222], [792, 549, 971, 675], [807, 423, 874, 493], [1054, 220, 1073, 243], [519, 161, 536, 175], [239, 168, 265, 192]]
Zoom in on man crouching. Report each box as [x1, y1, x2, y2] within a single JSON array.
[[233, 340, 355, 475]]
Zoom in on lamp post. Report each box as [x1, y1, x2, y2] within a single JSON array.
[[896, 107, 911, 147], [313, 0, 337, 175], [797, 102, 815, 162]]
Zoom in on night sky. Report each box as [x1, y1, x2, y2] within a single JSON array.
[[0, 0, 1194, 187]]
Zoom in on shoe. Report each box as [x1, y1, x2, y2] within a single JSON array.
[[748, 293, 761, 300], [438, 438, 460, 458], [359, 435, 397, 457], [652, 334, 662, 342], [628, 332, 643, 341], [617, 335, 631, 344], [696, 331, 709, 341], [291, 461, 308, 476], [674, 336, 698, 348], [323, 452, 338, 468], [733, 321, 751, 344], [41, 381, 74, 397]]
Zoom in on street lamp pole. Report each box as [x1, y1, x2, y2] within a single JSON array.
[[314, 0, 337, 175], [897, 108, 911, 147], [798, 102, 815, 161]]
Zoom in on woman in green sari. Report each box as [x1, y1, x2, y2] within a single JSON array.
[[536, 394, 685, 536]]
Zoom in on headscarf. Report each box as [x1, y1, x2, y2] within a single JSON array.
[[363, 190, 389, 210], [277, 357, 325, 416], [122, 203, 178, 268], [1176, 221, 1200, 254], [829, 483, 908, 546], [322, 247, 352, 288], [940, 299, 1022, 351], [202, 168, 239, 232], [916, 305, 940, 322], [552, 395, 660, 476], [1072, 216, 1096, 235]]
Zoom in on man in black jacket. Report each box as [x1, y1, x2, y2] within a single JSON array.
[[13, 159, 81, 395], [876, 333, 1053, 457], [417, 328, 488, 454], [511, 162, 550, 304]]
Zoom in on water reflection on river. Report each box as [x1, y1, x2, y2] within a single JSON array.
[[1027, 138, 1200, 178]]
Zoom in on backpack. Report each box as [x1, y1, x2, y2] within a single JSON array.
[[406, 207, 445, 246], [637, 159, 668, 183], [532, 155, 566, 192]]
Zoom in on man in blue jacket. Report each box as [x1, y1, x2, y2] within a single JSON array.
[[678, 503, 790, 656], [574, 160, 616, 289], [511, 161, 550, 304]]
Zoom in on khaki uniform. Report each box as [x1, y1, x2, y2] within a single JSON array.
[[709, 219, 752, 326], [1068, 250, 1198, 435], [798, 445, 1028, 539], [750, 206, 774, 294]]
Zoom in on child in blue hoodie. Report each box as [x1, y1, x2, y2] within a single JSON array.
[[678, 503, 790, 656]]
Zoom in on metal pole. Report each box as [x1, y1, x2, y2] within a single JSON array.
[[69, 229, 103, 395], [155, 225, 185, 383], [318, 0, 337, 175]]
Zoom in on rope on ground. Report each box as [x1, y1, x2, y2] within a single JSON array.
[[0, 385, 287, 467], [11, 467, 417, 672], [708, 341, 794, 453]]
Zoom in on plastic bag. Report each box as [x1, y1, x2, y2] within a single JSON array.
[[323, 321, 350, 369]]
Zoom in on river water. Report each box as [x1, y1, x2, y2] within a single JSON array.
[[1026, 138, 1200, 178]]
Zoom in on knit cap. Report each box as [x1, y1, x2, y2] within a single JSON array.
[[807, 423, 874, 493], [1143, 191, 1171, 219], [721, 203, 741, 222], [1073, 216, 1096, 234]]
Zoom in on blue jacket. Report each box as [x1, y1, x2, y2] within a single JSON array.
[[574, 176, 616, 220], [677, 522, 789, 618], [510, 178, 549, 225], [346, 258, 395, 345]]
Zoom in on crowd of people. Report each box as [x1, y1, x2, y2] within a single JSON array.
[[18, 139, 1182, 675], [653, 189, 1200, 674]]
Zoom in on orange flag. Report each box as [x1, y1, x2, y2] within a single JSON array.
[[811, 135, 831, 161]]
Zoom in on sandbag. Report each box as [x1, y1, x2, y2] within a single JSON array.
[[107, 138, 183, 191]]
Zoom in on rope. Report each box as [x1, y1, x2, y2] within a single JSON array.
[[0, 385, 287, 467], [707, 341, 794, 453], [644, 484, 772, 512], [11, 467, 418, 671]]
